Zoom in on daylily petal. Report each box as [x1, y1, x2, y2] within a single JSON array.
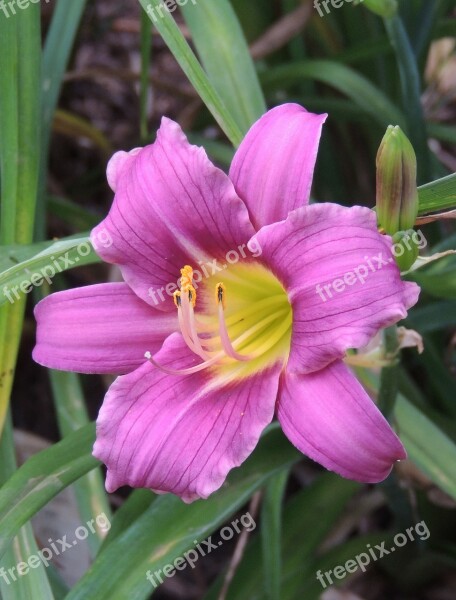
[[229, 103, 327, 229], [93, 333, 282, 502], [253, 203, 420, 374], [33, 283, 176, 374], [91, 118, 255, 311], [106, 147, 142, 192], [278, 360, 406, 482]]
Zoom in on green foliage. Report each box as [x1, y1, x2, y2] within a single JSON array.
[[0, 0, 454, 597]]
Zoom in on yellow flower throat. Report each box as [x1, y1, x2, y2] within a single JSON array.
[[147, 263, 293, 380]]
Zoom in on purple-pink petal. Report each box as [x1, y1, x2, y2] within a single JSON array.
[[91, 117, 255, 311], [106, 147, 142, 192], [33, 283, 176, 374], [278, 360, 406, 482], [254, 203, 420, 374], [93, 333, 282, 502], [229, 104, 327, 229]]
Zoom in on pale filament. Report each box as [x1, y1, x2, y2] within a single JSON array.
[[217, 302, 252, 362], [180, 290, 212, 360], [175, 296, 206, 359], [145, 350, 225, 376], [145, 310, 287, 376]]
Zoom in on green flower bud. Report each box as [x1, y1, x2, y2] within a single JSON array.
[[391, 231, 419, 272], [376, 125, 419, 235], [360, 0, 398, 18]]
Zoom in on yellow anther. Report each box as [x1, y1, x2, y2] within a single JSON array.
[[179, 265, 197, 307], [173, 290, 181, 308], [216, 282, 226, 309], [187, 285, 196, 308], [180, 265, 194, 288]]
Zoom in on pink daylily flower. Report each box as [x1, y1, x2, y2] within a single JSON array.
[[33, 104, 420, 503]]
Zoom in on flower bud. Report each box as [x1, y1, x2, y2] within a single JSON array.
[[361, 0, 398, 18], [391, 231, 419, 272], [376, 125, 419, 235]]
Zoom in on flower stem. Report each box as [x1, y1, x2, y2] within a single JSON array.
[[384, 14, 432, 184], [378, 325, 400, 419]]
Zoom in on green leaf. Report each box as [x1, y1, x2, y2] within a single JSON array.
[[0, 0, 40, 245], [47, 195, 102, 230], [54, 109, 113, 156], [187, 133, 235, 166], [137, 0, 244, 146], [261, 470, 290, 600], [0, 16, 20, 244], [384, 15, 431, 184], [361, 0, 398, 18], [0, 0, 41, 433], [395, 395, 456, 501], [65, 427, 299, 600], [407, 255, 456, 300], [100, 490, 155, 551], [377, 326, 400, 418], [428, 123, 456, 146], [203, 473, 360, 600], [406, 300, 456, 333], [357, 368, 456, 499], [0, 525, 55, 599], [180, 0, 266, 133], [433, 232, 456, 253], [49, 368, 111, 557], [0, 235, 100, 306], [300, 533, 392, 599], [260, 60, 406, 130], [0, 417, 55, 599], [47, 566, 70, 599], [36, 0, 88, 238], [412, 0, 441, 59], [140, 7, 153, 144], [412, 336, 456, 417], [41, 0, 88, 142], [0, 424, 99, 560], [418, 173, 456, 215]]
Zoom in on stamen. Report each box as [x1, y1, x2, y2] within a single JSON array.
[[173, 264, 212, 360], [173, 288, 208, 358], [148, 264, 292, 376], [181, 286, 212, 360], [216, 283, 252, 362], [180, 265, 196, 308], [145, 351, 223, 376], [216, 282, 226, 309], [177, 307, 207, 359], [173, 290, 181, 308]]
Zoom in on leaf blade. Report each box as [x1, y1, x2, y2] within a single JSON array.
[[138, 0, 244, 146], [180, 0, 266, 133]]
